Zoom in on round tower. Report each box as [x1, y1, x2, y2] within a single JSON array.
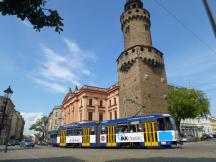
[[117, 0, 169, 118], [121, 0, 152, 49]]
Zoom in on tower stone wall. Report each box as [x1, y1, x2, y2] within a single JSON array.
[[117, 0, 169, 118]]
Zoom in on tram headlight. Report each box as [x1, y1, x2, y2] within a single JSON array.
[[172, 131, 179, 141]]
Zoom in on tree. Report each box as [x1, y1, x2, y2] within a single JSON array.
[[29, 116, 48, 142], [168, 86, 210, 133], [0, 0, 63, 33]]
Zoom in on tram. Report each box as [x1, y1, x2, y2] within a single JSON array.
[[54, 114, 179, 148], [47, 129, 58, 146]]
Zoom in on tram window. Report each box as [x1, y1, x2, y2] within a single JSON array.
[[129, 124, 142, 132], [164, 117, 173, 130], [101, 125, 106, 134], [75, 128, 82, 135], [157, 118, 173, 131], [91, 126, 95, 135], [117, 125, 128, 133], [158, 118, 165, 131], [170, 117, 177, 130]]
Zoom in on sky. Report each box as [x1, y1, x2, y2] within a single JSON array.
[[0, 0, 216, 135]]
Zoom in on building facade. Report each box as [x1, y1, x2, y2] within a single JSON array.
[[180, 116, 213, 138], [61, 84, 119, 125], [209, 116, 216, 135], [117, 0, 169, 118], [0, 96, 25, 144], [48, 106, 62, 131]]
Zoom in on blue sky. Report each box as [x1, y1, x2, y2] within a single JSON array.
[[0, 0, 216, 134]]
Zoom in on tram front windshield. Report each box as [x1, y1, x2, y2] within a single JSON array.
[[157, 117, 177, 131]]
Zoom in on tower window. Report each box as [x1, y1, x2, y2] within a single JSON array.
[[126, 26, 130, 33], [145, 25, 149, 31], [128, 11, 132, 14], [136, 9, 139, 13]]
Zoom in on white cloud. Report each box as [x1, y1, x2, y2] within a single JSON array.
[[33, 38, 96, 93], [33, 78, 67, 93], [21, 112, 43, 135]]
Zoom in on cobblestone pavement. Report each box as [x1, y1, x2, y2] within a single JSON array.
[[0, 140, 216, 162]]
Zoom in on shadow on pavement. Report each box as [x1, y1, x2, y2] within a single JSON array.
[[0, 146, 40, 152], [1, 157, 216, 162], [106, 157, 216, 162], [0, 157, 84, 162]]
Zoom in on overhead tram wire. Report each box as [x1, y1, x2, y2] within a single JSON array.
[[153, 0, 216, 56]]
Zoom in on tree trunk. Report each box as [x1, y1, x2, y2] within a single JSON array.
[[176, 120, 181, 135]]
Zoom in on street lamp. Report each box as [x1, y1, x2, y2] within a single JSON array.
[[0, 86, 13, 152]]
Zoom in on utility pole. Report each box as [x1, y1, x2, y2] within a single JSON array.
[[203, 0, 216, 37]]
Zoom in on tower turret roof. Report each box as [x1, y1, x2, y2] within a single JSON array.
[[125, 0, 143, 11]]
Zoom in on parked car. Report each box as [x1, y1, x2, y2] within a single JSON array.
[[187, 135, 198, 142], [14, 140, 20, 145], [201, 134, 213, 140], [179, 135, 188, 143], [7, 140, 16, 146], [20, 140, 35, 147]]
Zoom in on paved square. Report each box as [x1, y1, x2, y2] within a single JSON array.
[[1, 140, 216, 162]]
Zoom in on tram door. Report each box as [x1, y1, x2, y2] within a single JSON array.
[[144, 122, 158, 147], [107, 126, 116, 147], [82, 128, 90, 147], [60, 129, 66, 147]]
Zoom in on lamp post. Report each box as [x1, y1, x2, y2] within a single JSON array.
[[5, 114, 13, 153], [0, 86, 13, 152]]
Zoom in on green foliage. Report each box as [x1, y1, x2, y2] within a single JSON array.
[[29, 116, 48, 141], [168, 86, 210, 131], [0, 0, 63, 33]]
